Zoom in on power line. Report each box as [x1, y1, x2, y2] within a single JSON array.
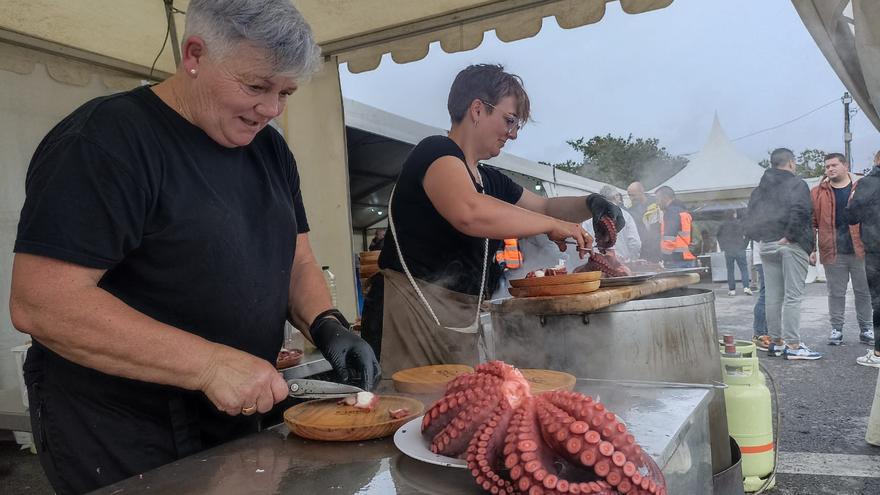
[[732, 97, 841, 142]]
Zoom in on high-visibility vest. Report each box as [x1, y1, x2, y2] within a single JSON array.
[[661, 210, 696, 261], [495, 239, 523, 269]]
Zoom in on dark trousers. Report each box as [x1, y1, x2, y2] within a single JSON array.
[[361, 273, 385, 360], [866, 252, 880, 352], [724, 251, 750, 290], [25, 344, 258, 494], [753, 264, 767, 336]]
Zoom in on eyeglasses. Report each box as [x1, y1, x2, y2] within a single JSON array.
[[480, 100, 524, 135]]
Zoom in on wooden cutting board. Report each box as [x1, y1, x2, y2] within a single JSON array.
[[509, 280, 601, 298], [509, 271, 601, 288], [521, 369, 576, 393], [392, 364, 474, 394], [492, 273, 700, 315], [284, 395, 424, 441]]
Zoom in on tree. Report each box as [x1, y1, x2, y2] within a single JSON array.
[[757, 148, 826, 178], [541, 134, 688, 189]]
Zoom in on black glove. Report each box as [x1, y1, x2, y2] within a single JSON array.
[[311, 312, 381, 391], [586, 194, 626, 248]]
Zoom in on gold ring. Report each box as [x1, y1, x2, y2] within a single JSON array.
[[241, 404, 257, 415]]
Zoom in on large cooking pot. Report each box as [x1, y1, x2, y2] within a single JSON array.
[[487, 287, 733, 476]]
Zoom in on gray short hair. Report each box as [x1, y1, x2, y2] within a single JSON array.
[[599, 185, 617, 200], [184, 0, 322, 78]]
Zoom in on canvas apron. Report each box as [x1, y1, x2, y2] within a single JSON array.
[[380, 177, 487, 375], [379, 269, 482, 375]]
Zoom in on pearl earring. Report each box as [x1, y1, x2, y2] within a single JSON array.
[[189, 68, 197, 75]]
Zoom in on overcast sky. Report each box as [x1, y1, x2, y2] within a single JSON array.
[[339, 0, 880, 172]]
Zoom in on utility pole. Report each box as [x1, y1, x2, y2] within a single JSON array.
[[843, 92, 853, 165]]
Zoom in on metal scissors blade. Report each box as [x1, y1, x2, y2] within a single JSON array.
[[287, 378, 364, 399]]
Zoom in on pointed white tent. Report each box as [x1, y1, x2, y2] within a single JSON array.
[[657, 115, 765, 194]]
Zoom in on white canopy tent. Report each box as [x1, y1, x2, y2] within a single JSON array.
[[652, 115, 765, 216], [657, 115, 765, 194]]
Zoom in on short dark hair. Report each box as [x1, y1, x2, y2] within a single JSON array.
[[447, 64, 531, 125], [823, 152, 847, 164], [770, 148, 795, 168], [655, 185, 675, 200]]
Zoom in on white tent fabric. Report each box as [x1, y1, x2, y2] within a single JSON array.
[[656, 114, 765, 194], [294, 0, 675, 73], [793, 0, 880, 132], [343, 98, 614, 196]]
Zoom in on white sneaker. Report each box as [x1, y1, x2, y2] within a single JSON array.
[[857, 349, 880, 368], [727, 290, 736, 296], [743, 287, 753, 295]]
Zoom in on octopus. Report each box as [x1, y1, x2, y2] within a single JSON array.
[[576, 217, 632, 278], [577, 250, 632, 278], [422, 361, 666, 495]]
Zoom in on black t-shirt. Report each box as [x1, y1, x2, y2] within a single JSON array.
[[16, 86, 308, 437], [833, 183, 854, 254], [379, 135, 524, 295]]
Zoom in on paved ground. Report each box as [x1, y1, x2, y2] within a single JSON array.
[[2, 281, 879, 493], [709, 280, 880, 494]]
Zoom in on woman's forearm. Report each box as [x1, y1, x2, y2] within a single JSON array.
[[544, 196, 592, 223], [454, 194, 562, 239], [11, 260, 218, 391]]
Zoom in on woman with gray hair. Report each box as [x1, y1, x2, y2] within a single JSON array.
[[9, 1, 377, 493]]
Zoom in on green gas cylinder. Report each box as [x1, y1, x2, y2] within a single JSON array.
[[719, 338, 775, 492]]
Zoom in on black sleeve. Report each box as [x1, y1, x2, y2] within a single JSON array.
[[845, 177, 875, 225], [14, 134, 150, 269], [289, 155, 309, 234], [485, 168, 524, 205], [784, 181, 812, 242]]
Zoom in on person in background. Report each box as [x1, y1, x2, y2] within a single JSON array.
[[655, 186, 697, 268], [810, 153, 873, 346], [626, 181, 661, 261], [746, 148, 821, 360], [846, 150, 880, 367], [584, 185, 641, 261], [8, 1, 379, 493], [752, 241, 770, 350], [368, 228, 386, 251], [717, 210, 752, 296]]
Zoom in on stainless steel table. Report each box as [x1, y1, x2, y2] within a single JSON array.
[[94, 379, 713, 494]]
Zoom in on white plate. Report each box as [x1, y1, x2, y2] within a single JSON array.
[[393, 415, 468, 469]]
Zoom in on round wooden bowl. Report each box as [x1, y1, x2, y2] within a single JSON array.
[[521, 369, 577, 393], [509, 271, 601, 288], [284, 395, 424, 441], [508, 280, 601, 298], [392, 364, 475, 394]]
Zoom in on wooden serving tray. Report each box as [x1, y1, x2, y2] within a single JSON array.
[[392, 364, 474, 394], [509, 280, 601, 298], [521, 369, 577, 393], [284, 395, 424, 441], [509, 271, 601, 288]]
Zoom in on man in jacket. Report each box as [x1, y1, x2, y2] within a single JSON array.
[[810, 153, 873, 346], [717, 210, 752, 296], [655, 186, 697, 268], [626, 181, 661, 261], [747, 148, 821, 360], [847, 151, 880, 368]]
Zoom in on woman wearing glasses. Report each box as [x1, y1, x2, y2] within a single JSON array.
[[361, 64, 624, 374]]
